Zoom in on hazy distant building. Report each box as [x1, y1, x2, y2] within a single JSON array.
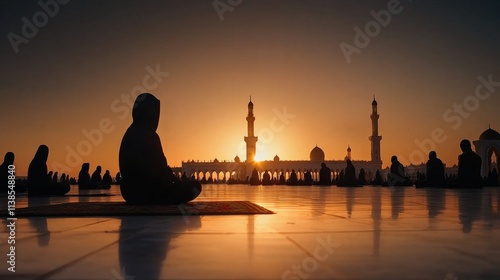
[[180, 98, 384, 182]]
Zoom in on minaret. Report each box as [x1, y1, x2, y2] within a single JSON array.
[[244, 97, 258, 162], [346, 145, 352, 160], [369, 97, 382, 163]]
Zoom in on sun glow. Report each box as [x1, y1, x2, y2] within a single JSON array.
[[253, 153, 265, 162]]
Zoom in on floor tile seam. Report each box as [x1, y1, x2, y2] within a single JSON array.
[[32, 225, 155, 280], [0, 219, 116, 244]]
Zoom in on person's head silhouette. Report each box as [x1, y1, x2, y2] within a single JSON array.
[[3, 152, 14, 165], [429, 151, 437, 160], [132, 93, 160, 131], [391, 155, 398, 164], [460, 139, 472, 153]]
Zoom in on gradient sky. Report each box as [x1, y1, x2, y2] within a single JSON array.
[[1, 0, 500, 177]]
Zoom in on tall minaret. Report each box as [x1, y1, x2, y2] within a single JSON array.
[[369, 97, 382, 163], [346, 145, 352, 160], [244, 97, 258, 162]]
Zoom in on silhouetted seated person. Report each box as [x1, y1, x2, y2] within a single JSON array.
[[357, 168, 367, 185], [78, 163, 98, 189], [486, 168, 499, 186], [279, 173, 286, 185], [417, 151, 445, 188], [27, 145, 70, 196], [370, 170, 384, 185], [318, 163, 331, 186], [262, 170, 272, 185], [1, 152, 27, 193], [60, 173, 67, 185], [337, 170, 344, 185], [47, 171, 53, 184], [119, 93, 202, 205], [115, 172, 122, 184], [249, 168, 261, 185], [340, 159, 358, 186], [288, 169, 298, 185], [52, 172, 58, 184], [91, 165, 102, 184], [453, 139, 483, 188], [102, 170, 113, 187], [304, 170, 313, 185], [386, 156, 412, 186]]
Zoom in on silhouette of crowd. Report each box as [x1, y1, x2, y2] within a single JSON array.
[[2, 88, 497, 200]]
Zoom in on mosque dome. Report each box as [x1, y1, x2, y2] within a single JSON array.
[[234, 155, 240, 163], [274, 154, 280, 162], [310, 145, 325, 162], [479, 128, 500, 141]]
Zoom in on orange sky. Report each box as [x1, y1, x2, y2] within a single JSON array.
[[1, 1, 499, 177]]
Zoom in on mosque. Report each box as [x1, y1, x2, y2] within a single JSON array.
[[180, 98, 384, 182]]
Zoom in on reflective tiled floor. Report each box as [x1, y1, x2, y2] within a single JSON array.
[[1, 185, 500, 280]]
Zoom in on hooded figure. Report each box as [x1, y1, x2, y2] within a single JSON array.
[[28, 145, 70, 196], [119, 93, 201, 204], [91, 165, 102, 184], [78, 162, 96, 189]]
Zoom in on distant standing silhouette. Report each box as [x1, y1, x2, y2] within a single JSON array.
[[456, 139, 482, 187], [28, 145, 70, 196], [318, 163, 331, 185], [119, 93, 202, 204]]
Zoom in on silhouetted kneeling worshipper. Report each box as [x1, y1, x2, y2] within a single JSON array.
[[1, 152, 19, 193], [28, 145, 70, 196], [119, 93, 202, 204], [386, 155, 412, 186], [419, 151, 445, 188], [78, 162, 98, 189]]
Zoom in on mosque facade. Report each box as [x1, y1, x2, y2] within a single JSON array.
[[180, 98, 384, 183]]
